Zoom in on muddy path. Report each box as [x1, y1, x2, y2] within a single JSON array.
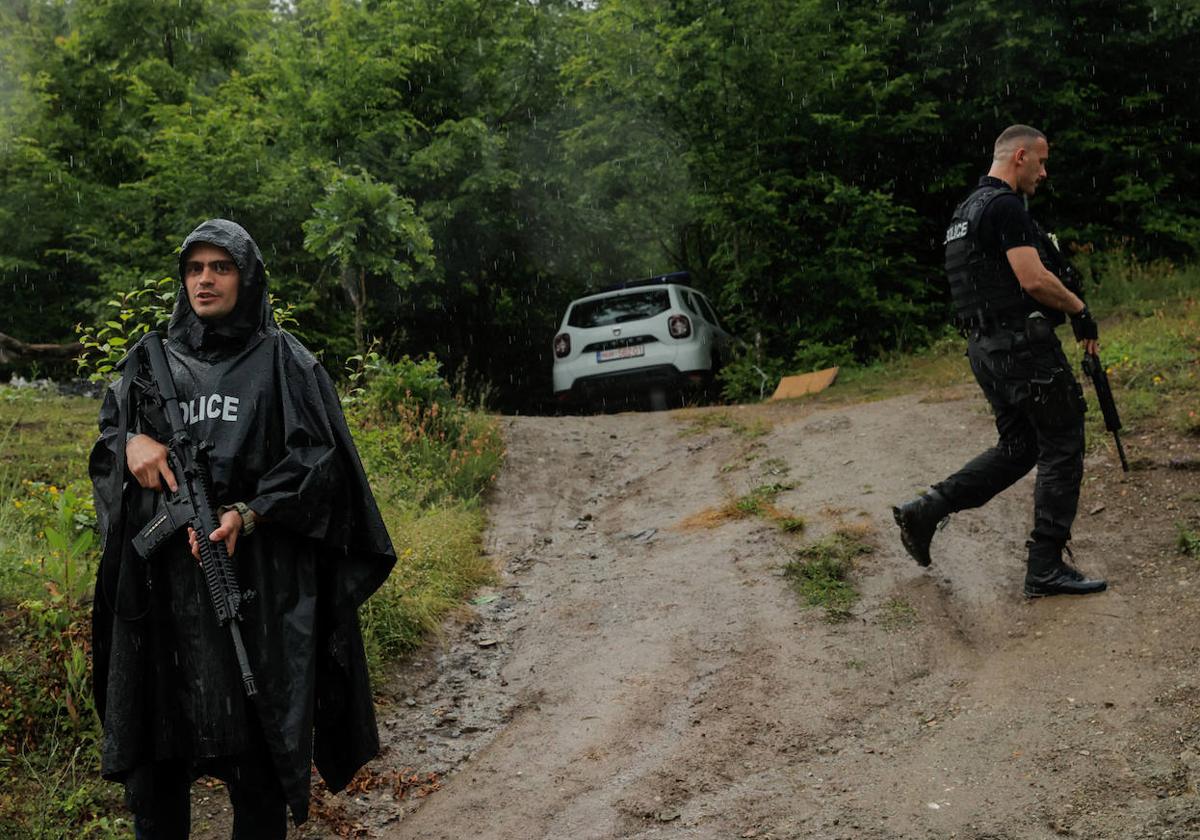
[[281, 387, 1200, 840]]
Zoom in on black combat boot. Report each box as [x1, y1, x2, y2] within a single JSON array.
[[892, 489, 950, 567], [1023, 543, 1107, 597]]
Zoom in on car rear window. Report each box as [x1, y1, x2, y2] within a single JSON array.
[[568, 290, 671, 328], [695, 294, 722, 329]]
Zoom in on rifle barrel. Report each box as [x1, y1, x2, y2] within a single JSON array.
[[1082, 351, 1130, 473]]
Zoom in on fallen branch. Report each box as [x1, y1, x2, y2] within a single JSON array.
[[0, 332, 83, 365]]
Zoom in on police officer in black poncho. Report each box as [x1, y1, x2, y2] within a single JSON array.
[[89, 219, 396, 837], [893, 125, 1107, 598]]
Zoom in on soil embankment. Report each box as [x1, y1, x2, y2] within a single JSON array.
[[278, 387, 1200, 839]]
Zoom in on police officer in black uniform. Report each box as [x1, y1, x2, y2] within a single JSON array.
[[893, 124, 1107, 598]]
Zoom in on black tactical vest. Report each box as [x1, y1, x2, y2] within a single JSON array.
[[944, 184, 1031, 325]]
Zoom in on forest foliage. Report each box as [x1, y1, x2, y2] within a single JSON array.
[[2, 0, 1198, 407]]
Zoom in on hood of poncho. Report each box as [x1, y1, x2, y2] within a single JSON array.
[[168, 218, 274, 358]]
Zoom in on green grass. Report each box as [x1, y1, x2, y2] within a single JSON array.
[[764, 262, 1200, 427], [359, 504, 495, 670], [879, 597, 919, 631], [777, 516, 807, 534], [0, 388, 117, 834], [728, 482, 792, 517], [1179, 526, 1200, 559], [679, 410, 771, 439], [0, 389, 99, 605], [1079, 250, 1199, 316], [1084, 296, 1200, 442], [715, 482, 798, 528], [0, 388, 97, 484], [807, 328, 971, 406], [783, 528, 874, 622]]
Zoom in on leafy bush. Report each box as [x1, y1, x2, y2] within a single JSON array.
[[0, 598, 95, 755], [0, 475, 115, 836], [76, 277, 176, 382], [718, 339, 857, 404], [717, 348, 789, 403], [789, 340, 856, 376], [346, 354, 504, 508]]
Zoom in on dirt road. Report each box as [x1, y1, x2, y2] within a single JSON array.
[[294, 386, 1200, 840]]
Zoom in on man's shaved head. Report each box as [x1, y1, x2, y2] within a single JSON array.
[[993, 125, 1047, 161]]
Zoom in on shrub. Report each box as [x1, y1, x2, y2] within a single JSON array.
[[717, 349, 789, 403], [346, 354, 504, 508]]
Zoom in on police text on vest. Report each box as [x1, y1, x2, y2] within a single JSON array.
[[179, 394, 239, 425], [944, 221, 969, 244]]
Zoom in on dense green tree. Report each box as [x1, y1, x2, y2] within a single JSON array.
[[0, 0, 272, 339], [303, 166, 435, 355], [1, 0, 1197, 405], [891, 0, 1200, 256], [560, 0, 940, 372]]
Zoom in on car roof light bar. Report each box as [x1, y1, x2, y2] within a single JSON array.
[[599, 270, 691, 293]]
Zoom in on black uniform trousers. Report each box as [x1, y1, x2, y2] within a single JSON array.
[[931, 323, 1086, 573], [129, 748, 288, 840]]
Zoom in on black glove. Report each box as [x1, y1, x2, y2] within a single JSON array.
[[1070, 306, 1099, 342]]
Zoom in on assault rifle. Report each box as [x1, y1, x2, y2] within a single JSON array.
[[1081, 351, 1130, 472], [129, 335, 258, 697]]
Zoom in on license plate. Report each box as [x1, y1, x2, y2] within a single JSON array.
[[597, 345, 645, 362]]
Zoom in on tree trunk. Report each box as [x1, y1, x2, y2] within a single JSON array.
[[356, 268, 367, 356], [339, 266, 366, 356]]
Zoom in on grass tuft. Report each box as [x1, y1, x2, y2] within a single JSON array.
[[777, 516, 806, 534], [879, 597, 919, 631], [679, 482, 808, 534], [679, 411, 771, 439], [783, 528, 874, 622], [726, 482, 792, 518], [1178, 525, 1200, 559]]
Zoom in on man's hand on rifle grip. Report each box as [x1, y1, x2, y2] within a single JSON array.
[[1069, 304, 1099, 357], [188, 508, 241, 563], [126, 434, 179, 493]]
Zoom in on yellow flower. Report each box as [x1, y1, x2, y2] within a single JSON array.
[[12, 500, 22, 508], [49, 485, 59, 495]]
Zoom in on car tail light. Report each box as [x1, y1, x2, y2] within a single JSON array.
[[553, 333, 571, 358], [668, 314, 691, 339]]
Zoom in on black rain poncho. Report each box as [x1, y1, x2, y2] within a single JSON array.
[[89, 219, 395, 823]]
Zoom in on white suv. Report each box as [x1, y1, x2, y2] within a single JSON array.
[[552, 273, 732, 403]]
